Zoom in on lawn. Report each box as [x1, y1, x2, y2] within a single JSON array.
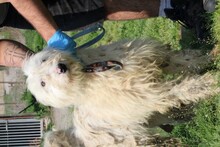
[[22, 2, 220, 145]]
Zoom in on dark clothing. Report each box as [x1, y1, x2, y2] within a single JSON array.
[[0, 0, 105, 31], [0, 3, 9, 24]]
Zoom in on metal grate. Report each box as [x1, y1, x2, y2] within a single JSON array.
[[0, 118, 43, 147]]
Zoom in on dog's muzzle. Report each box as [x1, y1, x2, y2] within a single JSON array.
[[57, 63, 67, 74]]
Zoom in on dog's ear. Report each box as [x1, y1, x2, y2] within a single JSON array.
[[22, 50, 50, 76], [22, 53, 36, 76]]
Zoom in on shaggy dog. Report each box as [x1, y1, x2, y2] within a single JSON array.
[[23, 39, 218, 147]]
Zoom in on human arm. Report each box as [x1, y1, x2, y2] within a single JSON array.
[[104, 0, 160, 20], [2, 0, 76, 52], [0, 40, 33, 67], [5, 0, 58, 42], [8, 0, 76, 52]]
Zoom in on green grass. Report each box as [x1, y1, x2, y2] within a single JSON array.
[[212, 0, 220, 45], [21, 2, 220, 145], [171, 96, 220, 146], [22, 30, 46, 52], [169, 1, 220, 146], [71, 18, 182, 50]]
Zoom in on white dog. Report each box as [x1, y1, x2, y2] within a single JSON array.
[[23, 39, 218, 147]]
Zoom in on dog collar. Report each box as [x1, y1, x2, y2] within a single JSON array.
[[82, 60, 123, 73]]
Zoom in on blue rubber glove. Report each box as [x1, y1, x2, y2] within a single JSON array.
[[47, 30, 77, 54]]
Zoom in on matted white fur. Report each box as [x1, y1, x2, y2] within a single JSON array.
[[23, 39, 218, 147]]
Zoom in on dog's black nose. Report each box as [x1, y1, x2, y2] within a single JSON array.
[[58, 63, 67, 73]]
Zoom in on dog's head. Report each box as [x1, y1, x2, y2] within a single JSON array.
[[22, 50, 84, 108]]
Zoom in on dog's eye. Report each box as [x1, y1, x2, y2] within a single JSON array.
[[41, 81, 46, 87], [42, 59, 47, 63]]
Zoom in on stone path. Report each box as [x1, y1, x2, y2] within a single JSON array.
[[0, 27, 27, 115]]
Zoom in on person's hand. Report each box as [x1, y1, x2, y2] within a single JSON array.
[[47, 30, 77, 54]]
